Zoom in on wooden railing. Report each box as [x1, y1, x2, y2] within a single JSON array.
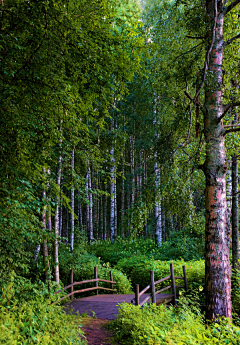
[[53, 267, 116, 304], [133, 263, 188, 307]]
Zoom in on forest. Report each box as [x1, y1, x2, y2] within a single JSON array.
[[2, 0, 240, 344]]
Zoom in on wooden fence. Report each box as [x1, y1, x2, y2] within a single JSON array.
[[53, 267, 116, 304], [132, 263, 188, 307]]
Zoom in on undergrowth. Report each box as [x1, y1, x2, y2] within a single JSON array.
[[112, 296, 240, 345], [0, 273, 86, 345]]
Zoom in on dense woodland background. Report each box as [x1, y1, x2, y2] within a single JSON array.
[[2, 0, 240, 344]]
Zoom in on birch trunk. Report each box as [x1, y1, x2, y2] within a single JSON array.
[[121, 149, 125, 236], [104, 183, 107, 240], [70, 149, 75, 253], [53, 145, 62, 284], [110, 147, 115, 243], [42, 169, 51, 281], [154, 162, 162, 246], [204, 1, 232, 320], [88, 165, 93, 243], [232, 155, 239, 269]]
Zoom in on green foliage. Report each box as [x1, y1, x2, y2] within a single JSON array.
[[59, 242, 132, 294], [113, 301, 240, 344], [0, 274, 86, 345], [88, 235, 204, 266]]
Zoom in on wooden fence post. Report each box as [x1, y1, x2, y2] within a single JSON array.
[[182, 266, 188, 292], [151, 270, 156, 304], [110, 271, 113, 292], [94, 267, 98, 295], [170, 263, 176, 306], [135, 284, 139, 306], [70, 269, 73, 301]]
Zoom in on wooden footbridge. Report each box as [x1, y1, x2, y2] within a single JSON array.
[[54, 264, 188, 320]]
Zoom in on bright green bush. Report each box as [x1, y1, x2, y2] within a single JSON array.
[[116, 257, 205, 289], [59, 243, 133, 294], [0, 274, 86, 345], [113, 302, 240, 344]]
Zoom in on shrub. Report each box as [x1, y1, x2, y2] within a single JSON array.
[[113, 301, 240, 344], [59, 243, 133, 295], [116, 257, 205, 290], [87, 235, 204, 266], [0, 274, 86, 345]]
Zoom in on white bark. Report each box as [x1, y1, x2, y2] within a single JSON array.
[[110, 147, 115, 243], [154, 162, 162, 246], [88, 165, 93, 243], [70, 149, 74, 252], [54, 146, 62, 284]]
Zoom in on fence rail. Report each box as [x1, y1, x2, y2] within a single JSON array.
[[53, 267, 116, 304], [133, 263, 188, 307]]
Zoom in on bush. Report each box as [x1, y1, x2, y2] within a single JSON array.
[[87, 235, 204, 267], [59, 243, 133, 295], [116, 257, 205, 290], [0, 274, 86, 345], [113, 301, 240, 344]]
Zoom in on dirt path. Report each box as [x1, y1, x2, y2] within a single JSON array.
[[81, 318, 118, 345]]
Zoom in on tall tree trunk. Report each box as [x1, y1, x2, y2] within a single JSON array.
[[204, 1, 232, 320], [53, 144, 62, 284], [232, 154, 239, 269], [154, 162, 162, 246], [110, 147, 115, 243], [70, 149, 75, 253], [121, 149, 125, 237], [88, 165, 93, 243], [104, 183, 107, 240], [42, 169, 51, 281], [86, 169, 90, 240], [130, 134, 135, 208], [78, 191, 83, 230]]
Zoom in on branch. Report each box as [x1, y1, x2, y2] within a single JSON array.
[[224, 33, 240, 47], [184, 91, 202, 107], [186, 35, 206, 40], [224, 127, 240, 135], [224, 123, 240, 128], [224, 0, 240, 15], [193, 0, 218, 102], [218, 102, 240, 122]]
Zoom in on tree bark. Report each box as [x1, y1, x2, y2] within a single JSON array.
[[204, 1, 231, 320], [110, 147, 115, 243], [154, 162, 162, 246], [232, 154, 239, 269], [53, 143, 62, 284], [88, 165, 93, 243], [70, 148, 75, 253], [121, 149, 125, 237], [42, 168, 51, 281]]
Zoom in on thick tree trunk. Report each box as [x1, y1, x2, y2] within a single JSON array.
[[70, 149, 75, 252], [204, 2, 231, 320], [232, 155, 239, 269]]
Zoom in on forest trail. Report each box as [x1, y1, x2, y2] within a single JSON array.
[[81, 318, 118, 345], [66, 293, 173, 320]]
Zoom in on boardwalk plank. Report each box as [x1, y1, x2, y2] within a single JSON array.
[[65, 293, 174, 320]]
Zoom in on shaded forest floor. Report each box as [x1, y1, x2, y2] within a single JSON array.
[[81, 318, 118, 345]]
